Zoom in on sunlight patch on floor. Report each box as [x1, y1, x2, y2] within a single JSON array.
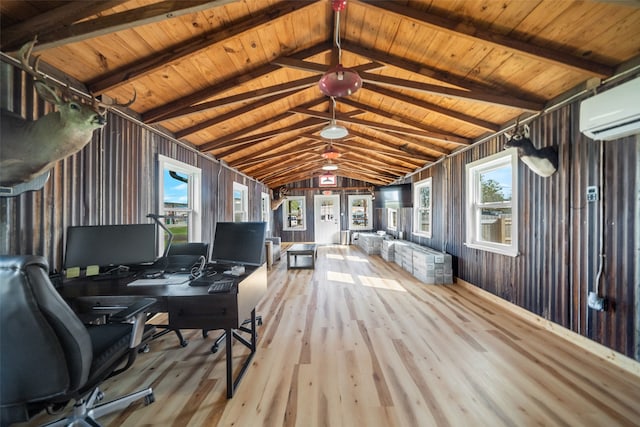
[[327, 271, 355, 284], [326, 254, 345, 260], [344, 255, 369, 263], [358, 275, 406, 292]]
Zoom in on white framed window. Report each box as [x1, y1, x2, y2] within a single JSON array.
[[387, 208, 397, 231], [233, 182, 248, 222], [348, 195, 373, 230], [158, 155, 202, 250], [413, 177, 432, 238], [465, 149, 518, 256], [261, 192, 271, 232], [283, 196, 306, 231]]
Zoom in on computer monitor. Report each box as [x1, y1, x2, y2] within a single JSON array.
[[373, 183, 413, 209], [210, 222, 267, 267], [64, 224, 157, 270]]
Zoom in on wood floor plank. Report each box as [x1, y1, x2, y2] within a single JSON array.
[[18, 244, 640, 427]]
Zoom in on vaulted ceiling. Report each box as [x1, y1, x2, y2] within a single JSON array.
[[1, 0, 639, 188]]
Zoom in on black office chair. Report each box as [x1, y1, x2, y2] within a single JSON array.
[[149, 242, 209, 347], [0, 255, 157, 427]]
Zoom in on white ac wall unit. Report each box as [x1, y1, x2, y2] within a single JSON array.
[[579, 76, 640, 141]]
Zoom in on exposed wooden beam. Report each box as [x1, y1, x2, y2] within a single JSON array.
[[293, 132, 429, 166], [227, 136, 319, 169], [362, 85, 500, 132], [359, 72, 543, 111], [141, 43, 330, 123], [154, 76, 319, 125], [88, 1, 320, 94], [242, 148, 325, 174], [6, 1, 241, 53], [340, 156, 415, 175], [290, 107, 469, 145], [1, 0, 129, 51], [283, 186, 374, 192], [254, 149, 405, 185], [206, 119, 321, 156], [174, 88, 314, 139], [267, 169, 391, 187], [381, 131, 451, 158], [356, 0, 615, 77], [272, 58, 385, 74], [278, 53, 540, 114], [342, 41, 543, 100], [252, 155, 323, 180], [205, 117, 326, 156], [258, 158, 321, 182], [348, 126, 450, 156], [338, 98, 471, 146], [346, 157, 422, 176], [322, 135, 430, 164], [332, 168, 397, 184], [202, 96, 367, 154], [232, 143, 323, 169], [330, 137, 434, 164]]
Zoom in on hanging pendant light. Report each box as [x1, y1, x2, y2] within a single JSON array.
[[320, 121, 348, 139], [321, 144, 341, 160], [321, 161, 339, 171], [319, 64, 362, 97], [318, 0, 361, 98], [320, 97, 348, 139]]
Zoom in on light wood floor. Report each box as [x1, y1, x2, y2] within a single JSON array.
[[26, 245, 640, 426]]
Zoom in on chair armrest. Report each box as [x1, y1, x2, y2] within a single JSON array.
[[106, 298, 157, 351], [109, 298, 157, 322]]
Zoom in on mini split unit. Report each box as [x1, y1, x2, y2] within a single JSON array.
[[579, 76, 640, 141]]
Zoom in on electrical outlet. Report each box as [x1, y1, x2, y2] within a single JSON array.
[[586, 186, 599, 202], [588, 291, 605, 311]]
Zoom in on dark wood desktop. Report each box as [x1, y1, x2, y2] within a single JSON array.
[[58, 264, 267, 398]]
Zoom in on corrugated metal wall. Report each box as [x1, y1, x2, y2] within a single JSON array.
[[271, 176, 374, 242], [0, 61, 269, 271], [1, 59, 637, 360], [404, 102, 638, 360]]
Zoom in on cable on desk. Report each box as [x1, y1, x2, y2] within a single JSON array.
[[189, 256, 207, 280]]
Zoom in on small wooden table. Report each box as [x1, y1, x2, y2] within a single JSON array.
[[287, 244, 317, 270]]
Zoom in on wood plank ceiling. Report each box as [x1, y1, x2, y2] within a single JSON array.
[[1, 0, 639, 188]]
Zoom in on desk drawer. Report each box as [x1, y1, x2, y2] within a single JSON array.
[[168, 296, 238, 330]]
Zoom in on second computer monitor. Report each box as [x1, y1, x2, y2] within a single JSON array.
[[210, 222, 266, 267]]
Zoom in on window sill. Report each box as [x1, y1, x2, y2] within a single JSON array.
[[413, 231, 432, 239], [464, 242, 518, 257]]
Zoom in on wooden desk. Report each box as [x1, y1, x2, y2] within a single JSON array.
[[58, 264, 267, 398], [287, 243, 317, 269]]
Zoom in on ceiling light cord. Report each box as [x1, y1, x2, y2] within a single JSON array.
[[335, 11, 342, 64], [331, 96, 337, 122]]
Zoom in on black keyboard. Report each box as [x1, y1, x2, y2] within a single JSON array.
[[207, 280, 234, 294]]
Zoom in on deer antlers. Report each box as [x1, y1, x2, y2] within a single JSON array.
[[18, 36, 136, 110]]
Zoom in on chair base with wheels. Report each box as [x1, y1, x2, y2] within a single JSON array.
[[43, 386, 155, 427]]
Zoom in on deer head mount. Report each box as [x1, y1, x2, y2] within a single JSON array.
[[0, 38, 136, 194], [504, 122, 558, 178], [271, 186, 289, 210]]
